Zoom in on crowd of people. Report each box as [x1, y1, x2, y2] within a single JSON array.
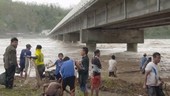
[[2, 37, 165, 96]]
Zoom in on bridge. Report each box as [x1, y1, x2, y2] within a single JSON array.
[[48, 0, 170, 52]]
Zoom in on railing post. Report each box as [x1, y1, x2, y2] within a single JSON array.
[[124, 0, 127, 19], [157, 0, 160, 11], [105, 3, 108, 23]]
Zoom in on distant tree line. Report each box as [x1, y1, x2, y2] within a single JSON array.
[[144, 25, 170, 39], [0, 0, 170, 38], [0, 0, 70, 33]]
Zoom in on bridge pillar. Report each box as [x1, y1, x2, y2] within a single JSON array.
[[63, 32, 80, 43], [51, 35, 57, 40], [63, 34, 71, 43], [57, 34, 63, 41], [127, 43, 137, 52], [81, 29, 144, 52], [86, 43, 96, 52]]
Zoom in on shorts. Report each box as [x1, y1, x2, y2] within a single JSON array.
[[55, 73, 61, 80], [109, 71, 117, 77], [62, 76, 75, 91], [37, 64, 45, 79], [109, 72, 114, 77], [91, 75, 101, 89], [79, 74, 88, 92], [20, 63, 25, 72]]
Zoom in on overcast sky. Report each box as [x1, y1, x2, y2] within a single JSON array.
[[12, 0, 81, 8]]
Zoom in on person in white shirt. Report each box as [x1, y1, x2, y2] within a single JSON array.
[[108, 55, 117, 77], [143, 52, 165, 96]]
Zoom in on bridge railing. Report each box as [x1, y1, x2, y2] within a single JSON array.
[[49, 0, 96, 35]]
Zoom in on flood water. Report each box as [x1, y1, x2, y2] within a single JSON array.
[[0, 38, 169, 77]]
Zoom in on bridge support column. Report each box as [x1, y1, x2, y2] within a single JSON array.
[[63, 34, 71, 42], [63, 33, 80, 43], [57, 34, 63, 41], [81, 29, 144, 52], [51, 35, 57, 40], [127, 43, 137, 52], [86, 43, 96, 52]]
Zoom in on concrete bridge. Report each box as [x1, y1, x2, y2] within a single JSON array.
[[48, 0, 170, 52]]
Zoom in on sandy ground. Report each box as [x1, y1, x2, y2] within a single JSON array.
[[0, 52, 170, 96], [98, 52, 170, 96]]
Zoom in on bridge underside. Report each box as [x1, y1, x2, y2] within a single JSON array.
[[49, 0, 170, 52]]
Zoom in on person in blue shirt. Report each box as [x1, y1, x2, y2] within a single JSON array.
[[140, 53, 147, 71], [48, 53, 64, 80], [19, 44, 32, 78], [60, 56, 75, 96]]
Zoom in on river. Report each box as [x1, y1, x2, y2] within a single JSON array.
[[0, 38, 170, 78]]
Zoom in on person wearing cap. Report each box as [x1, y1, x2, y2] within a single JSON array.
[[19, 44, 32, 78], [34, 45, 45, 79]]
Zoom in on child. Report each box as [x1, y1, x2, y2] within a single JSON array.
[[108, 55, 117, 77], [48, 53, 64, 81]]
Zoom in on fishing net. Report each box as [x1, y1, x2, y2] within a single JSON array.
[[24, 58, 42, 88]]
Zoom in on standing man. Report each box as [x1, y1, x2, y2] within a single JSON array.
[[140, 53, 147, 71], [3, 37, 18, 89], [76, 47, 89, 96], [19, 44, 32, 79], [143, 52, 165, 96], [34, 45, 45, 79], [91, 49, 102, 96]]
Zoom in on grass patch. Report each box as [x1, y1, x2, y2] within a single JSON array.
[[0, 85, 41, 96]]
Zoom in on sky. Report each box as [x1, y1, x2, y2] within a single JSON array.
[[12, 0, 81, 8]]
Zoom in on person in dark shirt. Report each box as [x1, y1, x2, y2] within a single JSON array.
[[19, 44, 32, 78], [76, 47, 89, 96], [3, 37, 18, 89], [91, 49, 102, 96]]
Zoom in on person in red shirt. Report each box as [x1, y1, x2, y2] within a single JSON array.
[[91, 49, 102, 96]]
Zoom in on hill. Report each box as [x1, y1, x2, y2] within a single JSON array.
[[0, 0, 69, 34]]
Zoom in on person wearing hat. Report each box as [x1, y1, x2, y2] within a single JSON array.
[[19, 44, 32, 79], [34, 45, 45, 79]]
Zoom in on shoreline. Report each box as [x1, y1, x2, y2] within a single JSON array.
[[0, 53, 170, 96]]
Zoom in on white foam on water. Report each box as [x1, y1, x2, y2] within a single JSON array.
[[0, 38, 170, 77]]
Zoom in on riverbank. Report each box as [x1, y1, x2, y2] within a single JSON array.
[[0, 52, 170, 96], [0, 38, 170, 96]]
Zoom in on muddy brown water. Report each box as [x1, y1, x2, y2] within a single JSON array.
[[0, 38, 170, 95]]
